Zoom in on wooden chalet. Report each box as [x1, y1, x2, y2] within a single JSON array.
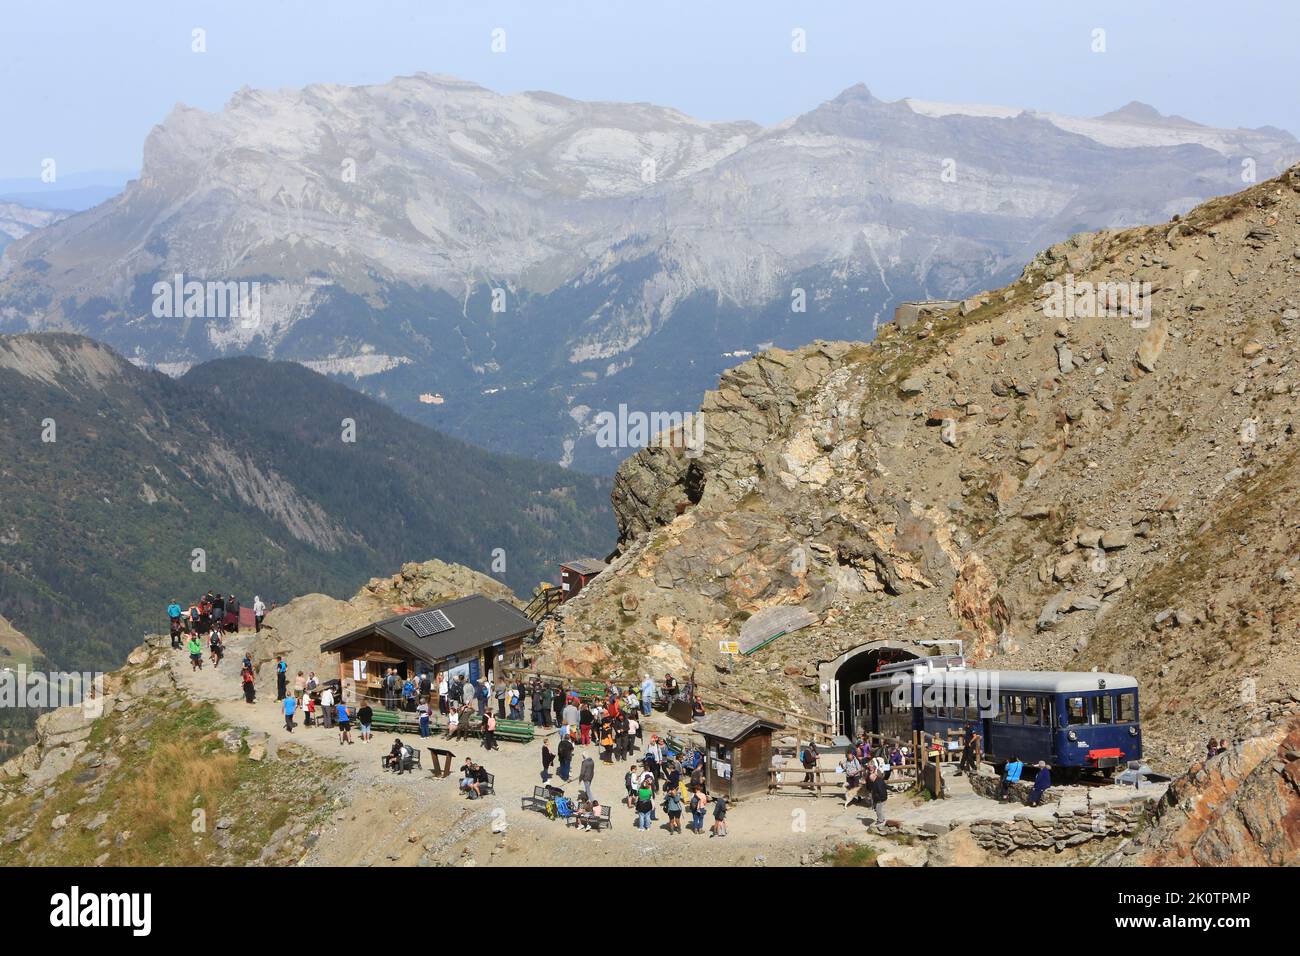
[[692, 709, 782, 801], [319, 595, 534, 701]]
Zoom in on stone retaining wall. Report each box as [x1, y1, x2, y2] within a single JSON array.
[[969, 800, 1154, 855]]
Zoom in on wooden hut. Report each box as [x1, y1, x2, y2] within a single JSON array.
[[692, 709, 781, 801], [558, 558, 607, 602]]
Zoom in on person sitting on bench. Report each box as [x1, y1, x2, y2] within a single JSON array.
[[576, 799, 603, 831], [460, 760, 490, 799], [384, 738, 409, 773]]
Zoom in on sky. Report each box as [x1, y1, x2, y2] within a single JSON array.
[[1, 0, 1296, 180]]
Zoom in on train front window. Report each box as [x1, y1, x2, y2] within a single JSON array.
[[1096, 694, 1114, 723], [1066, 696, 1087, 725], [1117, 692, 1136, 723]]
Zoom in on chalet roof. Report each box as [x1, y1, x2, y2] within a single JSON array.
[[320, 594, 533, 663], [561, 557, 608, 575], [691, 709, 782, 743]]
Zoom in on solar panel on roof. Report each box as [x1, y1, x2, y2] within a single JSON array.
[[403, 609, 454, 638]]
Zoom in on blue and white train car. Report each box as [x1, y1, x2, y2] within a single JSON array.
[[848, 659, 1142, 779]]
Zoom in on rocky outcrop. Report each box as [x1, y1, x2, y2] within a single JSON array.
[[249, 558, 517, 682], [1111, 716, 1300, 866], [544, 163, 1300, 799]]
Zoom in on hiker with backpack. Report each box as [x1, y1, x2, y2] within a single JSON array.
[[482, 710, 498, 750], [208, 629, 224, 667], [688, 787, 708, 833]]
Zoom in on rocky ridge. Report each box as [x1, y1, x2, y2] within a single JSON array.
[[538, 164, 1300, 779]]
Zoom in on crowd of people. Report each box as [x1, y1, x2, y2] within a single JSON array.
[[167, 591, 264, 673]]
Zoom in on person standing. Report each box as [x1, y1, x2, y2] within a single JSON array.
[[688, 787, 707, 834], [283, 693, 296, 733], [562, 698, 579, 735], [337, 701, 352, 744], [252, 595, 266, 632], [438, 673, 449, 717], [664, 788, 683, 834], [635, 782, 654, 830], [294, 671, 306, 711], [187, 634, 203, 671], [557, 734, 574, 782], [541, 740, 555, 783], [320, 685, 335, 729], [482, 711, 498, 751], [495, 679, 507, 718], [241, 663, 256, 704], [540, 684, 554, 728], [357, 702, 373, 742], [869, 767, 889, 830], [709, 793, 728, 838], [417, 697, 430, 738], [579, 753, 595, 802], [640, 674, 655, 716], [275, 656, 288, 701], [167, 600, 183, 648]]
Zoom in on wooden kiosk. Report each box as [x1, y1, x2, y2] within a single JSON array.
[[692, 709, 781, 801]]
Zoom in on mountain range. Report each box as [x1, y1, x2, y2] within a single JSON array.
[[0, 333, 613, 671], [1, 75, 1297, 472]]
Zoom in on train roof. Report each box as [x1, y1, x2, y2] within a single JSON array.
[[851, 669, 1138, 694]]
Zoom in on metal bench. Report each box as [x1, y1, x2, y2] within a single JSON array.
[[380, 747, 421, 773], [568, 803, 613, 831], [521, 785, 550, 813]]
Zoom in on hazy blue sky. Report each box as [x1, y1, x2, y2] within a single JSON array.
[[1, 0, 1295, 179]]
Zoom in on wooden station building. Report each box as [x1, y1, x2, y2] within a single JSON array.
[[319, 595, 534, 700]]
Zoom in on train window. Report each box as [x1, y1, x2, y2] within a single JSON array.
[[1043, 698, 1055, 728], [1096, 694, 1114, 724], [1066, 697, 1087, 725], [1117, 692, 1136, 723], [1009, 695, 1024, 723], [1023, 695, 1040, 725]]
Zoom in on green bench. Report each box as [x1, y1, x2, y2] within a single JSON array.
[[461, 715, 535, 744], [369, 709, 427, 736]]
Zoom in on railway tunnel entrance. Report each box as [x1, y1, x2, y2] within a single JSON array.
[[819, 641, 919, 739]]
